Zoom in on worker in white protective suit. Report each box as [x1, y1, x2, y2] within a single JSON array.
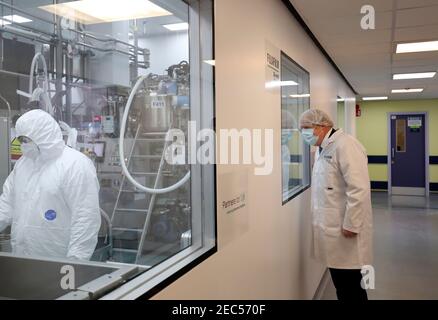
[[299, 109, 373, 301], [0, 109, 101, 260]]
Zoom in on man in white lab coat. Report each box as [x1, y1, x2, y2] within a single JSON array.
[[299, 109, 373, 301], [0, 109, 101, 260]]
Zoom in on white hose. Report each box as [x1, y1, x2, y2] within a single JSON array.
[[119, 75, 190, 194], [29, 52, 49, 94], [59, 121, 78, 149]]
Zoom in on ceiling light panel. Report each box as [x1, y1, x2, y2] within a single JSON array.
[[40, 0, 172, 25]]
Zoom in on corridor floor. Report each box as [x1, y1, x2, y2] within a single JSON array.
[[321, 192, 438, 300]]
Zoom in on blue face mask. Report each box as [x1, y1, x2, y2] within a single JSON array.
[[301, 128, 318, 146]]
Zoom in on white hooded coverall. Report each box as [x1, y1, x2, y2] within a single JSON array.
[[0, 110, 101, 260], [312, 129, 373, 269]]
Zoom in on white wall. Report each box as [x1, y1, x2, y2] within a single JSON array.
[[153, 0, 356, 299]]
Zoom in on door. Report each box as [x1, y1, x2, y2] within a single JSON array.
[[390, 114, 427, 196]]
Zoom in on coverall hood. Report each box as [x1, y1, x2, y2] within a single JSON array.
[[15, 109, 65, 160], [0, 109, 101, 260]]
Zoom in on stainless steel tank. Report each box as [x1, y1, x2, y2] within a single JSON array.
[[137, 94, 173, 132]]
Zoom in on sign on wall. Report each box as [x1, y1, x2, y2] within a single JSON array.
[[218, 170, 249, 247], [219, 171, 248, 215], [265, 40, 281, 92]]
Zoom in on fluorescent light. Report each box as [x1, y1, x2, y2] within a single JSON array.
[[362, 96, 388, 101], [290, 94, 310, 98], [265, 80, 298, 89], [337, 98, 345, 102], [0, 15, 32, 25], [280, 81, 298, 86], [396, 40, 438, 53], [204, 60, 215, 66], [392, 88, 424, 93], [163, 22, 189, 31], [393, 72, 436, 80], [40, 0, 172, 25]]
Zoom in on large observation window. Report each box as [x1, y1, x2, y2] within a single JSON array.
[[281, 52, 310, 204], [0, 0, 215, 299]]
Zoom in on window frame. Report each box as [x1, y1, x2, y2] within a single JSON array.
[[0, 0, 216, 300], [99, 0, 217, 299]]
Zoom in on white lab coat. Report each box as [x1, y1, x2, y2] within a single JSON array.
[[0, 110, 101, 260], [312, 129, 373, 269]]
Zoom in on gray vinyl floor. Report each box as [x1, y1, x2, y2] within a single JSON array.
[[321, 192, 438, 300]]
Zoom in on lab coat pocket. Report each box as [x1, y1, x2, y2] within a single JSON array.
[[323, 225, 341, 237]]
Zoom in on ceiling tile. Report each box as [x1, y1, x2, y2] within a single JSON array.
[[327, 42, 391, 56], [396, 0, 438, 9], [395, 5, 438, 28], [309, 11, 393, 36], [289, 0, 438, 99], [394, 25, 438, 42], [292, 0, 394, 19], [321, 30, 393, 47]]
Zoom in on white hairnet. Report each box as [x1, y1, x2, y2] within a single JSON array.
[[299, 109, 334, 127]]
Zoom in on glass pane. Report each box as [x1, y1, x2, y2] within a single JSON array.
[[396, 119, 406, 152], [281, 52, 310, 204]]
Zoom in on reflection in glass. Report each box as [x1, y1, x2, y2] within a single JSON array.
[[0, 0, 194, 268], [281, 52, 310, 204]]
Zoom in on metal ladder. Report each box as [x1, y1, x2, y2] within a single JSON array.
[[110, 124, 171, 264]]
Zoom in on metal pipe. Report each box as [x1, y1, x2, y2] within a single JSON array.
[[0, 26, 52, 44], [132, 20, 139, 80], [100, 208, 113, 260], [0, 93, 11, 119], [66, 28, 149, 60], [1, 16, 54, 38], [74, 41, 135, 57], [1, 25, 143, 61], [0, 69, 90, 89], [2, 24, 51, 41], [0, 68, 28, 79], [65, 54, 73, 125], [130, 48, 149, 55], [0, 93, 11, 173], [29, 52, 50, 95], [55, 11, 64, 123], [0, 32, 3, 69], [67, 28, 140, 51]]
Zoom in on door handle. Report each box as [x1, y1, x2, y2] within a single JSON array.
[[392, 148, 395, 158]]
